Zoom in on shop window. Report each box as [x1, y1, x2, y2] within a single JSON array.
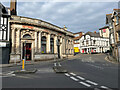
[[50, 38, 54, 53], [41, 36, 46, 53]]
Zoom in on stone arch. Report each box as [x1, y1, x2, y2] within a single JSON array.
[[23, 34, 32, 39]]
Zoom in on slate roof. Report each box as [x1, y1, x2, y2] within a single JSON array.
[[99, 26, 109, 30], [85, 32, 100, 37]]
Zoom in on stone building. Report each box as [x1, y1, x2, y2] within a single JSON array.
[[7, 0, 74, 63], [9, 15, 74, 63]]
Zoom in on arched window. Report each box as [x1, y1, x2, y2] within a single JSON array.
[[41, 36, 46, 53], [23, 34, 32, 39], [50, 38, 54, 53]]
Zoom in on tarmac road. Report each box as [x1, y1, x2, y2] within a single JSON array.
[[1, 53, 119, 89]]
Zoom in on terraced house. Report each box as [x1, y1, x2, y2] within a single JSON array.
[[79, 31, 110, 54]]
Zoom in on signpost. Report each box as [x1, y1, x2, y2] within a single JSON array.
[[53, 40, 67, 73]]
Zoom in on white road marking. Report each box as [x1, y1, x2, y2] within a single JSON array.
[[70, 76, 79, 81], [54, 63, 56, 66], [58, 63, 61, 66], [76, 76, 85, 80], [7, 71, 14, 75], [86, 80, 98, 85], [79, 81, 91, 87], [70, 72, 76, 76], [100, 86, 109, 89], [65, 73, 70, 77]]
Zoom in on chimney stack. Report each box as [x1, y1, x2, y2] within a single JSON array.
[[10, 0, 17, 15], [94, 31, 96, 33]]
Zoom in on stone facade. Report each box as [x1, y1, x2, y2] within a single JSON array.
[[9, 15, 74, 63]]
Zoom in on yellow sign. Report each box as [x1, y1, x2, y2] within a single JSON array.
[[74, 47, 79, 53]]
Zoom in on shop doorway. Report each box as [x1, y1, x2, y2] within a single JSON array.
[[22, 43, 31, 61]]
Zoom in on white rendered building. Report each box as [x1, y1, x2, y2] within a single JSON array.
[[79, 32, 110, 54]]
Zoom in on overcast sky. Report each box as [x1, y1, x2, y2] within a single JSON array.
[[2, 1, 118, 33]]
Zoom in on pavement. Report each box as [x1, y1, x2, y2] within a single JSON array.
[[0, 55, 79, 68], [105, 54, 119, 64]]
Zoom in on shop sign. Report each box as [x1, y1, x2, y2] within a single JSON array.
[[22, 25, 34, 29]]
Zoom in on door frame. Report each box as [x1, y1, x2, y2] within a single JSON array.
[[23, 43, 32, 61], [21, 40, 34, 61]]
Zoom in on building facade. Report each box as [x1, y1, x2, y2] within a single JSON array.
[[79, 32, 110, 54], [9, 15, 74, 63], [0, 3, 11, 64], [99, 26, 110, 38], [73, 32, 84, 53], [106, 9, 120, 62]]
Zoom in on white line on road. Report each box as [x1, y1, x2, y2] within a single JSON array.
[[70, 72, 76, 76], [79, 81, 91, 87], [86, 80, 98, 85], [58, 63, 61, 66], [7, 71, 14, 75], [54, 63, 56, 66], [70, 76, 79, 81], [76, 76, 85, 80], [65, 73, 70, 77], [100, 86, 109, 89]]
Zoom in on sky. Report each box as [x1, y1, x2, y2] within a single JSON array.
[[1, 0, 119, 33]]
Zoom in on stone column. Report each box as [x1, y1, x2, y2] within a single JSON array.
[[62, 38, 65, 54], [16, 28, 20, 54], [11, 28, 15, 54], [38, 31, 41, 53], [54, 35, 57, 54], [72, 40, 74, 55], [35, 31, 37, 53], [60, 37, 63, 58], [47, 34, 50, 53]]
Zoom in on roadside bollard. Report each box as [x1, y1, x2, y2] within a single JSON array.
[[22, 59, 25, 71]]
